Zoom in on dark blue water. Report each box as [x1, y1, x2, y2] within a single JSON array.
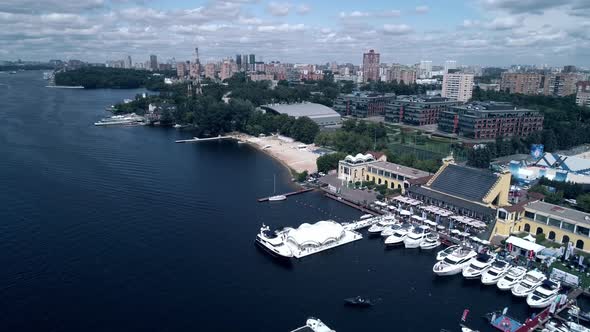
[[0, 71, 534, 331]]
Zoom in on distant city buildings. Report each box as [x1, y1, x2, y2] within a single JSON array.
[[386, 65, 417, 84], [576, 81, 590, 107], [204, 63, 216, 79], [362, 49, 380, 82], [385, 96, 460, 126], [500, 73, 544, 95], [149, 55, 158, 71], [543, 72, 583, 97], [444, 60, 457, 74], [441, 73, 474, 102], [438, 101, 544, 139], [419, 60, 433, 78]]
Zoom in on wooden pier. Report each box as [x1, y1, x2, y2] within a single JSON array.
[[175, 135, 233, 143], [257, 188, 314, 202], [323, 192, 380, 216]]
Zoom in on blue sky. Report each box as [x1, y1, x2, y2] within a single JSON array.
[[1, 0, 589, 67]]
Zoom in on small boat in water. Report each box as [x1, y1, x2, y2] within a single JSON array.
[[462, 253, 495, 279], [497, 266, 527, 291], [526, 279, 561, 308], [511, 270, 546, 297], [360, 214, 373, 220], [432, 247, 477, 276], [268, 175, 287, 201], [384, 227, 411, 246], [436, 245, 460, 261], [344, 296, 373, 307], [481, 260, 510, 285]]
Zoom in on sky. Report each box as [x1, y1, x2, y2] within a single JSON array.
[[1, 0, 589, 66]]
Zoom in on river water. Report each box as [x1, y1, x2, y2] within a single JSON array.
[[0, 71, 534, 331]]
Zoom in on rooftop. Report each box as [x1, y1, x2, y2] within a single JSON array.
[[429, 164, 499, 202], [526, 201, 590, 225], [261, 102, 340, 119], [370, 161, 431, 179], [453, 101, 537, 113], [535, 153, 590, 174]]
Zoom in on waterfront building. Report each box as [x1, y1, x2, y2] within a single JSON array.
[[494, 200, 590, 253], [261, 102, 341, 127], [438, 102, 543, 139], [543, 73, 583, 97], [333, 92, 396, 118], [362, 49, 380, 82], [337, 153, 430, 193], [149, 55, 158, 71], [441, 73, 474, 102], [500, 73, 543, 95], [407, 156, 511, 222], [385, 96, 460, 125], [576, 81, 590, 107]]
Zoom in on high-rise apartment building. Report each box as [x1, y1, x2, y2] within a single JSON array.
[[444, 60, 457, 74], [176, 61, 188, 78], [500, 73, 543, 95], [362, 49, 380, 83], [220, 59, 235, 81], [249, 54, 255, 71], [576, 81, 590, 107], [419, 60, 432, 78], [235, 54, 242, 70], [124, 56, 132, 69], [442, 73, 474, 102], [241, 54, 248, 71], [387, 65, 417, 84], [204, 63, 216, 79], [543, 73, 582, 97], [149, 55, 158, 71]]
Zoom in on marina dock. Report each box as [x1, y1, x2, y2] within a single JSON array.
[[175, 135, 233, 143], [343, 215, 384, 231], [257, 188, 314, 202], [323, 192, 381, 216]]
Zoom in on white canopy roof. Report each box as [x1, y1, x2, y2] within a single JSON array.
[[286, 220, 345, 247], [506, 236, 545, 253]]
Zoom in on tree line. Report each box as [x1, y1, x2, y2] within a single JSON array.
[[55, 67, 173, 89]]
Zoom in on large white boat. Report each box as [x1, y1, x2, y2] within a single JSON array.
[[432, 248, 477, 276], [384, 227, 411, 246], [497, 266, 527, 291], [380, 223, 402, 237], [481, 260, 510, 285], [419, 233, 441, 250], [462, 253, 495, 279], [511, 270, 546, 297], [526, 280, 561, 308], [403, 225, 431, 248], [436, 245, 460, 261], [94, 113, 145, 126], [290, 317, 335, 332], [255, 225, 293, 259], [367, 218, 398, 235]]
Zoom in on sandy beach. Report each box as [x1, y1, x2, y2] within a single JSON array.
[[232, 133, 319, 174]]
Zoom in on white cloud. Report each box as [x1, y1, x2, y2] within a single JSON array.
[[415, 5, 430, 14], [484, 16, 522, 30], [296, 4, 311, 15], [267, 2, 291, 16], [382, 24, 412, 35], [339, 11, 369, 18], [257, 23, 305, 32]]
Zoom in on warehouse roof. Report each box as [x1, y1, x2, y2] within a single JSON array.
[[261, 102, 340, 119], [526, 201, 590, 226]]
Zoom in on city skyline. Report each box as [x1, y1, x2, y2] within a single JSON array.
[[1, 0, 589, 66]]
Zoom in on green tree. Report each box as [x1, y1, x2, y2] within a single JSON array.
[[576, 194, 590, 213], [316, 152, 347, 173]]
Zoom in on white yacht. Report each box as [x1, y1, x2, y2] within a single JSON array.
[[481, 260, 510, 285], [290, 317, 335, 332], [497, 266, 527, 291], [432, 248, 477, 276], [255, 225, 293, 259], [419, 233, 441, 250], [526, 280, 561, 308], [368, 219, 397, 235], [511, 270, 546, 297], [94, 113, 145, 126], [462, 253, 495, 279], [436, 245, 460, 261], [268, 195, 287, 201], [380, 223, 402, 237], [404, 225, 431, 248], [360, 214, 373, 220], [384, 227, 411, 246]]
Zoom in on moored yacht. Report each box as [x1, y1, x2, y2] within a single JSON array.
[[384, 227, 411, 246], [94, 113, 145, 126], [367, 218, 397, 235], [403, 225, 431, 248], [419, 233, 441, 250], [526, 280, 561, 308], [497, 266, 527, 291], [511, 270, 546, 297], [255, 224, 293, 259], [436, 245, 460, 261], [462, 253, 495, 279], [290, 317, 335, 332], [481, 260, 510, 285], [432, 247, 477, 276], [380, 223, 402, 237]]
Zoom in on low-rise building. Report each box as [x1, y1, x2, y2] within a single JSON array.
[[261, 102, 341, 127], [385, 96, 460, 125], [333, 92, 396, 117], [494, 200, 590, 252], [438, 101, 544, 139]]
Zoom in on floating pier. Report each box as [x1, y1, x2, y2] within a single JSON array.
[[175, 135, 233, 143], [323, 192, 381, 216], [257, 188, 314, 202]]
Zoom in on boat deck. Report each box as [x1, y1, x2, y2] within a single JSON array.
[[285, 230, 362, 258], [290, 327, 314, 332], [490, 315, 523, 332], [257, 188, 314, 202]]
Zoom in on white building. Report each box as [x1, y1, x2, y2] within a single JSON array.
[[419, 60, 432, 78], [442, 73, 474, 102], [444, 60, 457, 73]]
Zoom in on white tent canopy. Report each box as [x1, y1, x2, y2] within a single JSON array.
[[506, 236, 545, 253]]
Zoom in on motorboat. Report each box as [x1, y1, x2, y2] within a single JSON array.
[[568, 305, 590, 323], [511, 270, 546, 297], [497, 266, 527, 291], [290, 317, 335, 332], [526, 280, 561, 308], [432, 248, 477, 276], [368, 219, 397, 235], [384, 227, 411, 246], [380, 223, 402, 238], [419, 233, 441, 250], [436, 245, 460, 261], [344, 296, 373, 308], [404, 225, 431, 248], [481, 260, 511, 285], [462, 253, 495, 279], [268, 195, 287, 201], [255, 224, 293, 259], [360, 214, 373, 220]]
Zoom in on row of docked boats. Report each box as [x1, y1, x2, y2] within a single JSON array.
[[368, 218, 441, 250], [433, 245, 562, 308]]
